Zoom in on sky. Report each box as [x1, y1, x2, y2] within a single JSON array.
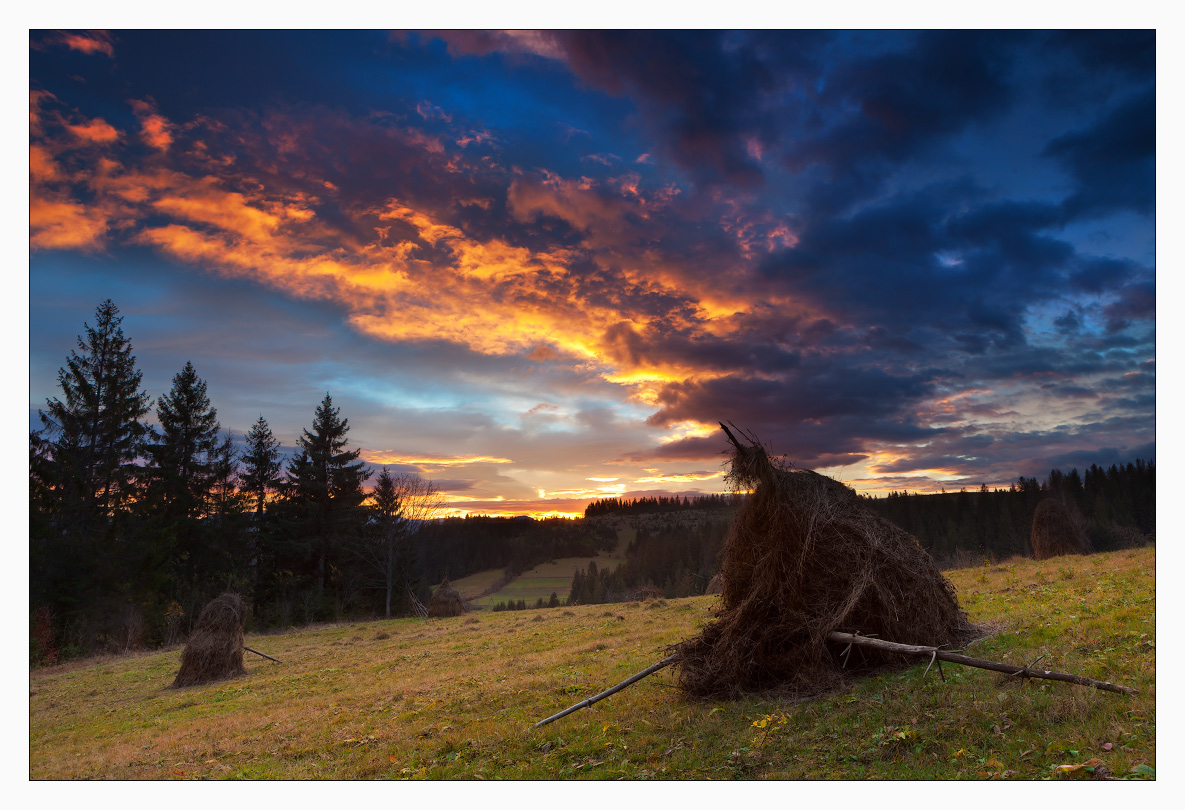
[[28, 29, 1157, 518]]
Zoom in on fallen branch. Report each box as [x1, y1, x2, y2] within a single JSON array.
[[827, 631, 1136, 695], [533, 656, 676, 728], [243, 646, 281, 663]]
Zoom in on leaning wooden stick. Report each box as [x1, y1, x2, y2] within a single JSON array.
[[827, 631, 1136, 695], [243, 646, 282, 663], [534, 655, 676, 728]]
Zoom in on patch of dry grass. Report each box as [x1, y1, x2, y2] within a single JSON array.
[[30, 548, 1154, 780]]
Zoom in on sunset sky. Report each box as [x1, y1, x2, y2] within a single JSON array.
[[28, 29, 1156, 518]]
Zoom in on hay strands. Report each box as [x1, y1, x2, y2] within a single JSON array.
[[243, 646, 281, 663], [533, 656, 676, 728], [828, 631, 1136, 695]]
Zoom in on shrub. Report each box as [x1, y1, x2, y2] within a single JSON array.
[[30, 606, 58, 667]]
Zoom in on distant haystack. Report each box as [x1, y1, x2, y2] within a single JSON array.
[[672, 425, 978, 699], [1031, 499, 1091, 560], [172, 593, 248, 688], [704, 573, 723, 595], [428, 579, 466, 618]]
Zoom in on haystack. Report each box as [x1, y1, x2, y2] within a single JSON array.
[[704, 573, 723, 595], [672, 426, 979, 699], [172, 593, 248, 688], [428, 579, 466, 618], [1030, 498, 1091, 559]]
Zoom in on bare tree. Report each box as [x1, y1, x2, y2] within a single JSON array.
[[359, 469, 444, 618]]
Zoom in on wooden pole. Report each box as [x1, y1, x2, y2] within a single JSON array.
[[827, 631, 1136, 695], [533, 655, 676, 728], [243, 646, 281, 663]]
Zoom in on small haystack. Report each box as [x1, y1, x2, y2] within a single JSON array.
[[1030, 498, 1091, 559], [172, 593, 248, 688], [672, 425, 979, 699], [428, 579, 466, 618], [704, 573, 723, 595]]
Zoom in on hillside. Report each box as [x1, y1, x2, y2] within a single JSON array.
[[30, 548, 1155, 780], [437, 526, 634, 608]]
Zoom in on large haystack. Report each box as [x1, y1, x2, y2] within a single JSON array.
[[1030, 498, 1091, 559], [672, 426, 979, 699], [428, 579, 466, 618], [172, 593, 248, 688]]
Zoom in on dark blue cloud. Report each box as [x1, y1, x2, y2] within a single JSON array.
[[1043, 89, 1155, 220], [29, 30, 1156, 502]]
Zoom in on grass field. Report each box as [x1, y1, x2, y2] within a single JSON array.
[[29, 547, 1155, 780], [462, 527, 633, 609]]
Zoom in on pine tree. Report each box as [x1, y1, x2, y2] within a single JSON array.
[[285, 393, 371, 594], [143, 362, 227, 605], [36, 300, 152, 542], [240, 415, 283, 604], [241, 416, 282, 519], [145, 362, 222, 520], [33, 301, 152, 631], [362, 467, 404, 618]]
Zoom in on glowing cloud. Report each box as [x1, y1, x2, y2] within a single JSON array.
[[634, 471, 724, 484], [361, 451, 514, 467]]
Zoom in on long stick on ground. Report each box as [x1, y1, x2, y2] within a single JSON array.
[[533, 656, 676, 728], [243, 646, 282, 663], [827, 631, 1136, 695]]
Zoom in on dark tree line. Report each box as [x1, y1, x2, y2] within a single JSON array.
[[30, 301, 441, 662], [569, 520, 730, 604], [584, 493, 735, 517], [570, 464, 1154, 605], [415, 515, 616, 586], [864, 462, 1154, 564]]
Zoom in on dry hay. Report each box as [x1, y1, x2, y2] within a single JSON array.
[[428, 579, 466, 618], [672, 426, 979, 699], [704, 573, 723, 595], [171, 593, 248, 688], [1030, 498, 1092, 559]]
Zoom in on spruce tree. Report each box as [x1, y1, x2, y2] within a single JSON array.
[[285, 393, 371, 594], [357, 469, 438, 617], [36, 300, 152, 541], [34, 301, 152, 631], [241, 416, 282, 520], [363, 467, 404, 618], [240, 415, 283, 604], [145, 361, 222, 521], [139, 361, 238, 616]]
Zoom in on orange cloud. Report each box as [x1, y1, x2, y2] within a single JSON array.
[[360, 451, 514, 468], [508, 173, 641, 247], [130, 100, 175, 151], [30, 197, 110, 251], [29, 145, 59, 183], [27, 100, 784, 431], [67, 118, 120, 144], [634, 471, 723, 484], [44, 31, 115, 58]]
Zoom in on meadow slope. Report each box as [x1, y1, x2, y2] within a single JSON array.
[[29, 548, 1155, 780]]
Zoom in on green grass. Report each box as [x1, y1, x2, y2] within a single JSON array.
[[29, 547, 1154, 780], [466, 527, 632, 609], [442, 568, 507, 600]]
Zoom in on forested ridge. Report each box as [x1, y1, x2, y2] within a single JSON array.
[[29, 302, 609, 662], [31, 301, 1155, 661], [566, 466, 1154, 605], [864, 463, 1154, 563]]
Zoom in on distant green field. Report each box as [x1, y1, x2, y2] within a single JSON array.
[[441, 568, 506, 600], [467, 526, 633, 609]]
